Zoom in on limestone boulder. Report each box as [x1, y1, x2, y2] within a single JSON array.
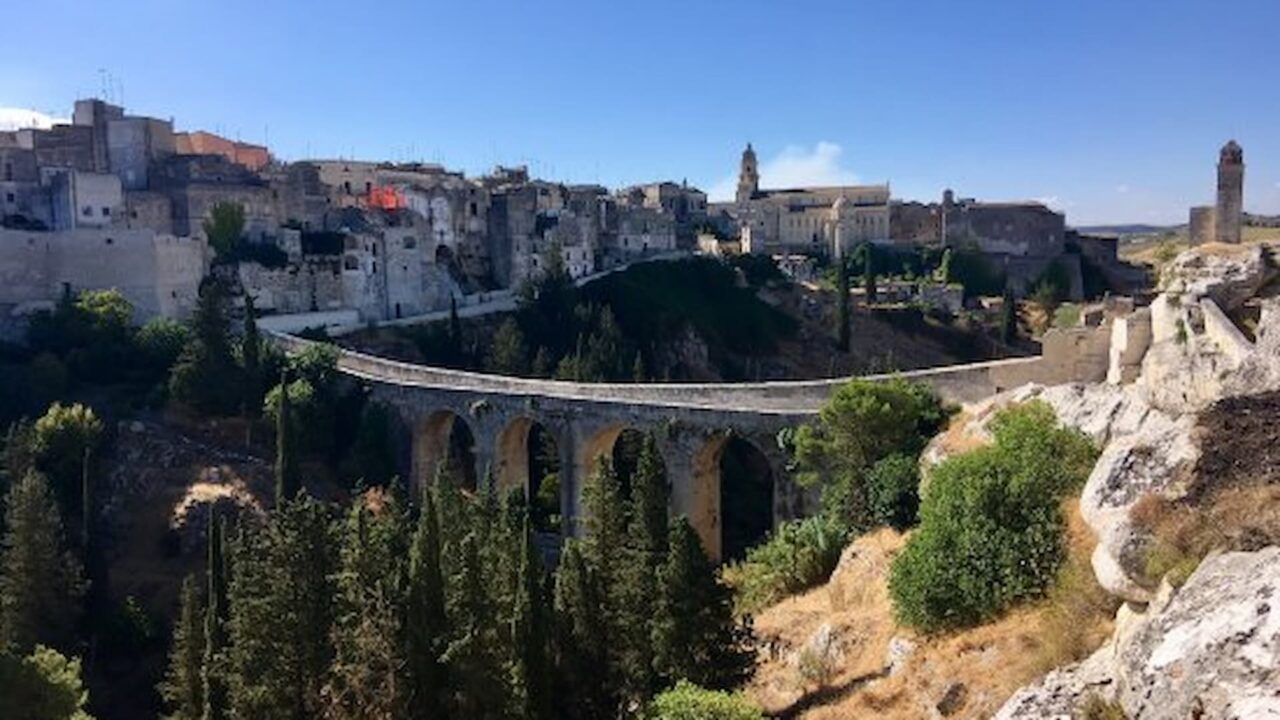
[[1158, 243, 1275, 311], [1114, 547, 1280, 719], [992, 645, 1115, 720], [1078, 416, 1199, 601]]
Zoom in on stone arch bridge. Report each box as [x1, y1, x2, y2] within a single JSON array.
[[274, 333, 1071, 561]]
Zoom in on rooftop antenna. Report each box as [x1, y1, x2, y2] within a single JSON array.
[[97, 68, 108, 100]]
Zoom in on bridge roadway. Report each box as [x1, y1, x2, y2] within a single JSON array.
[[273, 333, 1049, 560]]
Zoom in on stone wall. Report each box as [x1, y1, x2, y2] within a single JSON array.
[[0, 227, 207, 321]]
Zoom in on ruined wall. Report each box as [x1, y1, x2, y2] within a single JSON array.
[[1189, 206, 1216, 246]]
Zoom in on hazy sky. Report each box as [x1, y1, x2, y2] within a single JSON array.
[[2, 0, 1278, 225]]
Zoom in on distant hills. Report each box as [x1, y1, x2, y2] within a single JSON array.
[[1074, 224, 1181, 236]]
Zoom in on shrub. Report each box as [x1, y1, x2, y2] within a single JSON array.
[[864, 453, 920, 530], [722, 515, 851, 614], [135, 317, 190, 379], [1032, 540, 1120, 674], [0, 645, 93, 720], [889, 402, 1096, 632], [644, 680, 764, 720]]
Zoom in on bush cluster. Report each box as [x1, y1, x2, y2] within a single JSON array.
[[644, 680, 764, 720], [888, 401, 1096, 632], [721, 514, 851, 614]]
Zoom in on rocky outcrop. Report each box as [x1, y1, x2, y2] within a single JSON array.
[[998, 548, 1280, 719], [996, 242, 1280, 719], [1115, 548, 1280, 718]]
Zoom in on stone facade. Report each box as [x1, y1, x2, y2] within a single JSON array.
[[717, 144, 891, 258]]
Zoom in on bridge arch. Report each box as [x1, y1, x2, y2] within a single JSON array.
[[495, 415, 564, 534], [689, 433, 776, 563], [413, 409, 479, 493]]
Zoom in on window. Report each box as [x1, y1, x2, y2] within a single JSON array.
[[469, 202, 477, 217], [102, 207, 111, 217], [82, 206, 92, 217], [3, 163, 11, 181], [130, 210, 138, 219], [104, 237, 114, 245], [403, 237, 416, 249], [343, 255, 359, 271], [5, 192, 13, 203], [344, 181, 351, 194]]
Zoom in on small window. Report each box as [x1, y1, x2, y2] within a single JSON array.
[[130, 210, 138, 219], [343, 255, 359, 271], [102, 207, 111, 217], [5, 192, 13, 203], [403, 237, 416, 249], [364, 182, 372, 193], [82, 206, 92, 217], [104, 237, 114, 245]]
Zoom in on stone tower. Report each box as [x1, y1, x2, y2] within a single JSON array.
[[1215, 140, 1244, 244], [736, 143, 759, 204]]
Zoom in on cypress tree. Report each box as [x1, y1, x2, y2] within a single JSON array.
[[1000, 286, 1018, 344], [579, 457, 627, 590], [0, 470, 86, 654], [652, 518, 755, 691], [323, 493, 410, 719], [863, 243, 877, 304], [202, 511, 227, 720], [448, 296, 463, 362], [512, 515, 552, 720], [552, 540, 612, 720], [616, 434, 669, 702], [162, 575, 206, 720], [632, 351, 646, 382], [836, 258, 851, 351], [225, 496, 335, 718], [406, 481, 448, 720], [274, 369, 299, 506], [241, 294, 262, 443], [442, 532, 510, 718]]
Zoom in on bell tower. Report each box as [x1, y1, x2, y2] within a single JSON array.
[[1215, 140, 1244, 244], [736, 143, 759, 204]]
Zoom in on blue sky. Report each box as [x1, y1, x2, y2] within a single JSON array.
[[2, 0, 1278, 225]]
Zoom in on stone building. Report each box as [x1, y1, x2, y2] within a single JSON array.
[[175, 131, 271, 172], [715, 143, 891, 257], [1188, 141, 1245, 246]]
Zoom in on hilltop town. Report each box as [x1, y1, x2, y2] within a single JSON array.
[[1, 98, 1159, 339]]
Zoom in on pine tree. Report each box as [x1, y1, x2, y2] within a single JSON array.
[[162, 575, 205, 720], [405, 482, 447, 720], [274, 369, 299, 507], [552, 540, 613, 720], [511, 515, 551, 720], [202, 511, 227, 720], [616, 434, 669, 702], [836, 258, 851, 352], [652, 518, 755, 691], [0, 471, 86, 654], [323, 493, 410, 719], [442, 533, 510, 718], [80, 446, 106, 627]]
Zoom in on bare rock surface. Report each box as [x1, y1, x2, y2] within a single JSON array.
[[1115, 548, 1280, 719], [997, 548, 1280, 719], [1157, 242, 1274, 311]]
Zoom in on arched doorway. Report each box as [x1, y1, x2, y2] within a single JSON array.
[[414, 410, 478, 493], [495, 417, 563, 534]]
